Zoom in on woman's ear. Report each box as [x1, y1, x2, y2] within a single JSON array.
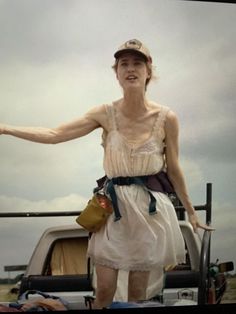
[[146, 66, 152, 79], [147, 71, 151, 79]]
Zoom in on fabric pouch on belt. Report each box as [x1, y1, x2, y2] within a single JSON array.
[[145, 171, 175, 194]]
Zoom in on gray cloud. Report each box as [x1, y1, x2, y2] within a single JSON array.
[[182, 117, 236, 163], [0, 0, 236, 277], [0, 0, 110, 64]]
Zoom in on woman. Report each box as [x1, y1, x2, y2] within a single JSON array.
[[0, 39, 213, 309]]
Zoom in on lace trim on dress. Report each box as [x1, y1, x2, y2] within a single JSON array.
[[101, 104, 116, 147], [106, 103, 117, 131], [88, 254, 157, 271], [131, 140, 163, 155], [102, 103, 169, 154]]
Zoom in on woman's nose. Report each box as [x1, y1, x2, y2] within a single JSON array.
[[127, 64, 135, 72]]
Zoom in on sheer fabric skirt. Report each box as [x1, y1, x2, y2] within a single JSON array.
[[87, 186, 186, 299]]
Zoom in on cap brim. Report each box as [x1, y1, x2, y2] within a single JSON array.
[[114, 49, 148, 61]]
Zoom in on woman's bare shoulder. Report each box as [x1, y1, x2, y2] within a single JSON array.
[[85, 103, 112, 131], [166, 109, 178, 123], [165, 109, 179, 136], [86, 103, 107, 115], [147, 102, 179, 134], [147, 101, 162, 115]]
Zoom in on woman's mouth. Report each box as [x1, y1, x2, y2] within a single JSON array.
[[126, 75, 137, 81]]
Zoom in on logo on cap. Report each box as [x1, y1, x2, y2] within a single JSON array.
[[124, 39, 142, 50]]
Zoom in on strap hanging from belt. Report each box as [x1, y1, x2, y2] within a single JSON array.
[[106, 176, 157, 222]]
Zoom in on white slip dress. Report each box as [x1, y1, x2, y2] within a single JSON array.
[[87, 102, 186, 299]]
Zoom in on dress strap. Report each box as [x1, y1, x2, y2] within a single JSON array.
[[105, 103, 118, 131], [152, 105, 170, 136]]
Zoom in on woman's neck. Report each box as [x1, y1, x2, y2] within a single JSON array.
[[120, 90, 149, 117]]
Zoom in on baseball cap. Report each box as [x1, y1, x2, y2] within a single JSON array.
[[114, 39, 152, 63]]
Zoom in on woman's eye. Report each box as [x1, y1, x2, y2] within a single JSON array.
[[134, 61, 143, 66]]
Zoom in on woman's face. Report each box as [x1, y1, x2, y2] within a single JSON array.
[[116, 53, 151, 92]]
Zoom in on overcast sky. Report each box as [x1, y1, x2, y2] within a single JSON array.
[[0, 0, 235, 278]]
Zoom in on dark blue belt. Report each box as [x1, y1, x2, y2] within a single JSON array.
[[105, 176, 157, 222], [94, 171, 175, 222]]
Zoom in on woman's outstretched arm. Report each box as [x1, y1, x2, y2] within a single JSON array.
[[0, 105, 106, 144]]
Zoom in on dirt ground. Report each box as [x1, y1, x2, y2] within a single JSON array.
[[0, 284, 18, 302], [221, 277, 236, 304]]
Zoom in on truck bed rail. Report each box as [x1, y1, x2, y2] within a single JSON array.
[[0, 183, 212, 224]]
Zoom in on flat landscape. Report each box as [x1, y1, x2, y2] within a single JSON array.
[[0, 284, 17, 302], [221, 277, 236, 304]]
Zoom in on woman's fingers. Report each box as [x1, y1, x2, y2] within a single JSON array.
[[188, 213, 215, 232], [197, 222, 215, 232]]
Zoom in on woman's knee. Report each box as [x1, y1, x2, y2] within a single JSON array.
[[95, 265, 118, 308], [128, 271, 150, 301], [96, 279, 116, 299]]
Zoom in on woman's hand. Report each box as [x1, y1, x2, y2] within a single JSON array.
[[188, 212, 215, 233]]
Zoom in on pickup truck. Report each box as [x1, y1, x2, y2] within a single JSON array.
[[0, 183, 234, 310]]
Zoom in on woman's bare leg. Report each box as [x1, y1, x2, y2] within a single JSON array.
[[128, 271, 150, 302], [93, 264, 118, 309]]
